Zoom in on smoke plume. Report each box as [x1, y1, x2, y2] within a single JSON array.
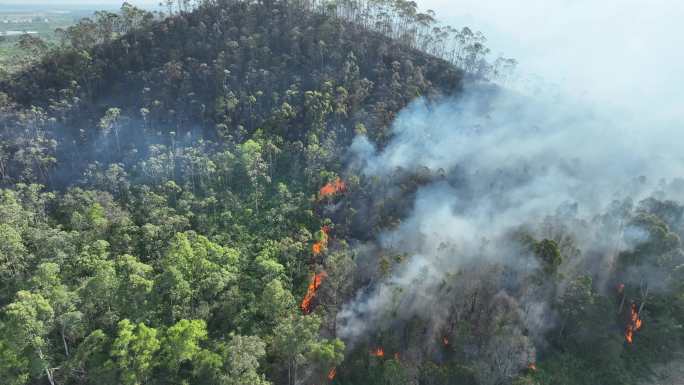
[[335, 81, 684, 377]]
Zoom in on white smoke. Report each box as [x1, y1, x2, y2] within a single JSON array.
[[336, 82, 684, 353]]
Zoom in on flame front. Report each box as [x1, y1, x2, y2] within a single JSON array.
[[327, 367, 336, 380], [319, 178, 347, 199], [300, 272, 328, 314], [625, 303, 644, 343], [528, 363, 537, 371], [370, 347, 385, 357]]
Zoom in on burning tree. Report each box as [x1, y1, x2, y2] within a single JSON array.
[[370, 347, 385, 357], [620, 280, 648, 344], [319, 177, 347, 200], [301, 271, 328, 314], [312, 226, 330, 256], [625, 302, 644, 344]]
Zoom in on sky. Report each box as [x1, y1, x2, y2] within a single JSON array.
[[0, 0, 160, 9], [2, 0, 158, 4], [418, 0, 684, 122]]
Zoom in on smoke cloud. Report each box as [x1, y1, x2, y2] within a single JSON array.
[[335, 6, 684, 376], [418, 0, 684, 123], [335, 79, 684, 376]]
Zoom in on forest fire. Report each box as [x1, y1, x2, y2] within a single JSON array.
[[370, 347, 385, 357], [625, 303, 644, 344], [442, 336, 449, 346], [327, 367, 337, 380], [528, 363, 537, 371], [625, 327, 634, 344], [300, 272, 328, 314], [319, 177, 347, 199], [631, 303, 643, 330], [312, 243, 322, 255], [312, 226, 330, 255]]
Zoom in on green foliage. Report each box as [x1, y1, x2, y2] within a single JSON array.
[[160, 319, 208, 380], [220, 334, 271, 385], [534, 239, 563, 275], [110, 319, 161, 385], [0, 223, 27, 285], [0, 336, 30, 385], [2, 290, 55, 382]]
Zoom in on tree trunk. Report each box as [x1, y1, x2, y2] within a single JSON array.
[[36, 346, 56, 385], [62, 325, 70, 357], [45, 368, 56, 385], [618, 291, 626, 314]]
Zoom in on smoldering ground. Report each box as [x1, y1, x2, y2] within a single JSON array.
[[334, 81, 684, 380]]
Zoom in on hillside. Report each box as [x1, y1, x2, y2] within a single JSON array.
[[1, 1, 683, 385], [1, 0, 463, 187]]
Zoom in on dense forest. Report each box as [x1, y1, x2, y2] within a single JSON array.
[[0, 1, 683, 385]]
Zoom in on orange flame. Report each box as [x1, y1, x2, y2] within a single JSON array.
[[528, 363, 537, 371], [370, 347, 385, 357], [300, 272, 328, 314], [312, 227, 330, 256], [442, 336, 449, 346], [327, 367, 336, 380], [312, 243, 323, 255], [625, 303, 644, 343], [631, 304, 643, 330], [319, 178, 347, 199], [625, 327, 634, 344]]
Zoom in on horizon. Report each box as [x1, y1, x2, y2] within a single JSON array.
[[7, 0, 682, 119], [0, 0, 160, 10]]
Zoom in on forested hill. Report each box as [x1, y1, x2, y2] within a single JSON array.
[[0, 1, 471, 384], [1, 0, 469, 187], [2, 2, 683, 385]]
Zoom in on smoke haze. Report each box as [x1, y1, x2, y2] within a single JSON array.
[[337, 0, 684, 344], [418, 0, 684, 123], [336, 26, 684, 369]]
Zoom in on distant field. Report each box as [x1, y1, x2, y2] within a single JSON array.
[[0, 9, 87, 74], [0, 37, 24, 74], [0, 10, 83, 36]]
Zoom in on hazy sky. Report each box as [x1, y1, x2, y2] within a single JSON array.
[[1, 0, 159, 8], [419, 0, 684, 122], [4, 0, 158, 4]]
